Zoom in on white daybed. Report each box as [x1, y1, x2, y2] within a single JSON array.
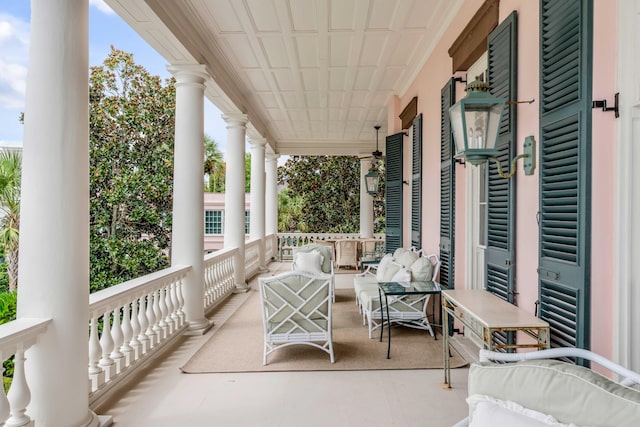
[[454, 347, 640, 427]]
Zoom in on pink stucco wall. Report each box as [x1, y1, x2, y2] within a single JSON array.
[[203, 193, 251, 252], [388, 0, 617, 358]]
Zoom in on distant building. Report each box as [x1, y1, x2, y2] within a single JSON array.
[[203, 193, 250, 252]]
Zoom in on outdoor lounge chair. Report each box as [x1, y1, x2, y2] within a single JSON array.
[[258, 271, 334, 365]]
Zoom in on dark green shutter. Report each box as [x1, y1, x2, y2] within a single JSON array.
[[411, 114, 423, 250], [385, 132, 404, 254], [486, 12, 517, 304], [487, 12, 518, 350], [439, 79, 456, 289], [538, 0, 592, 355]]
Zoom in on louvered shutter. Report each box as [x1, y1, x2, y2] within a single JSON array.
[[538, 0, 592, 356], [411, 114, 423, 249], [487, 12, 518, 350], [439, 79, 456, 289], [385, 132, 404, 254], [486, 12, 517, 303]]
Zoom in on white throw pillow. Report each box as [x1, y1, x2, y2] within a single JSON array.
[[293, 251, 324, 275], [390, 267, 411, 282], [410, 257, 434, 281], [468, 395, 580, 427], [375, 254, 395, 282], [381, 262, 402, 282], [396, 249, 419, 269]]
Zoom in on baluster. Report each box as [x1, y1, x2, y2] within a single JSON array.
[[170, 282, 180, 330], [137, 296, 150, 355], [88, 315, 103, 391], [129, 298, 141, 361], [110, 307, 124, 373], [0, 352, 10, 424], [6, 348, 31, 427], [164, 284, 175, 335], [99, 311, 115, 381], [176, 278, 186, 325], [145, 293, 157, 348], [120, 302, 133, 366], [158, 286, 169, 336], [152, 289, 164, 341]]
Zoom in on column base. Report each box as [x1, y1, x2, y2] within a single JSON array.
[[234, 283, 250, 293], [183, 318, 214, 336]]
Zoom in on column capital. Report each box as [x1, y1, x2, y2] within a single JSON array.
[[222, 113, 249, 129], [167, 64, 209, 87], [266, 153, 280, 162], [248, 134, 268, 148]]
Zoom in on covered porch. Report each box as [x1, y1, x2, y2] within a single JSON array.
[[96, 262, 472, 427], [5, 0, 639, 425]]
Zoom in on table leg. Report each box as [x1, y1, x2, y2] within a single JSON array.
[[443, 299, 451, 388], [378, 287, 384, 342], [385, 293, 391, 359]]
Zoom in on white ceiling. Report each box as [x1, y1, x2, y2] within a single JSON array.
[[106, 0, 462, 156]]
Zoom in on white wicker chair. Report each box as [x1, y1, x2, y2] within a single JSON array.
[[258, 271, 334, 365], [292, 243, 335, 302]]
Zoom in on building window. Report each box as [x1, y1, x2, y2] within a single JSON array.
[[244, 210, 250, 235], [205, 210, 223, 235]]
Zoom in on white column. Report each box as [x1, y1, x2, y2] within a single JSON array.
[[168, 64, 211, 335], [18, 1, 98, 426], [265, 153, 279, 261], [360, 158, 374, 238], [248, 134, 267, 268], [223, 114, 249, 290]]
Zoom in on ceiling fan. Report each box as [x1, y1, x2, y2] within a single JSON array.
[[359, 125, 385, 160]]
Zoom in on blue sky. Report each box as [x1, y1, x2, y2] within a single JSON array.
[[0, 0, 228, 152]]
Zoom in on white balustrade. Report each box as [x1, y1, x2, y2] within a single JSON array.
[[203, 248, 238, 312], [0, 235, 291, 419], [277, 233, 385, 260], [245, 238, 261, 278], [0, 318, 51, 426], [88, 265, 190, 399]]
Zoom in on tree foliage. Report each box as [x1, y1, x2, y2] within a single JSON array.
[[0, 150, 21, 291], [277, 156, 359, 233], [89, 47, 175, 292], [204, 135, 225, 192]]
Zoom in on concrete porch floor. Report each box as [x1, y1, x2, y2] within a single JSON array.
[[97, 263, 474, 427]]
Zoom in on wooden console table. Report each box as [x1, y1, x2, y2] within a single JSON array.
[[442, 289, 550, 388]]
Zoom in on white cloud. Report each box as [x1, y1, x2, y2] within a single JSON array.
[[0, 14, 29, 110], [89, 0, 115, 15]]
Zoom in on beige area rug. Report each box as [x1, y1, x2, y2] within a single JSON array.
[[181, 288, 468, 373]]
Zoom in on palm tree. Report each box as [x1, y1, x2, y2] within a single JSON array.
[[203, 135, 225, 192], [0, 150, 21, 291]]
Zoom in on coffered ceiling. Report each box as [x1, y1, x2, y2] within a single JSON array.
[[106, 0, 463, 156]]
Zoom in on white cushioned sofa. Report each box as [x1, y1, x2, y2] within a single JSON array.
[[454, 348, 640, 427], [352, 247, 440, 338]]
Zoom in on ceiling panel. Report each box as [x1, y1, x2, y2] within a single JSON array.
[[113, 0, 463, 155]]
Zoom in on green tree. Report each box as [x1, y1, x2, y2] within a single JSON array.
[[245, 153, 251, 192], [204, 134, 225, 192], [0, 150, 21, 291], [89, 47, 175, 292], [278, 155, 370, 233], [277, 188, 308, 232]]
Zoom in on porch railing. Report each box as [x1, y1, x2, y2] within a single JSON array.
[[0, 318, 51, 425], [0, 232, 379, 423], [87, 265, 191, 407], [277, 233, 385, 260]]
